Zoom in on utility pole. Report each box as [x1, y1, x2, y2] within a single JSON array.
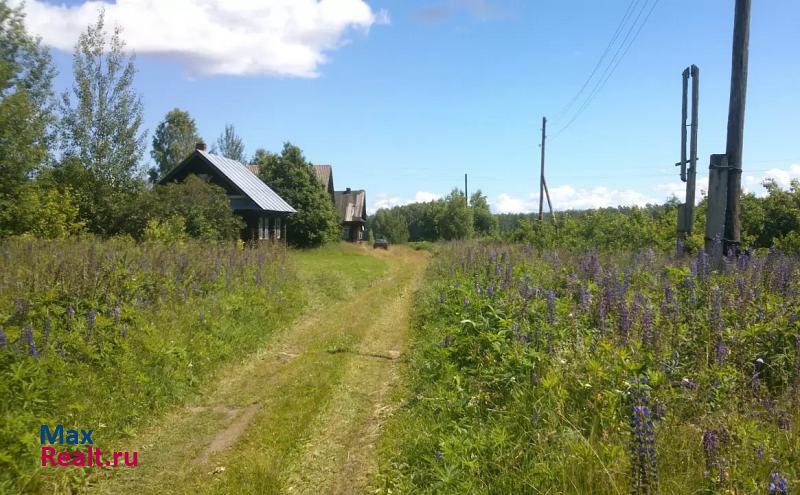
[[676, 65, 700, 254], [464, 173, 468, 206], [723, 0, 751, 255], [538, 117, 546, 221]]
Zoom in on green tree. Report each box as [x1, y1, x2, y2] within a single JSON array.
[[0, 0, 56, 234], [373, 208, 409, 244], [470, 190, 497, 237], [437, 188, 473, 240], [126, 174, 243, 240], [214, 124, 245, 162], [56, 11, 147, 234], [150, 108, 201, 181], [253, 143, 340, 247]]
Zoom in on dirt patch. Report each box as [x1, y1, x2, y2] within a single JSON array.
[[193, 403, 260, 465]]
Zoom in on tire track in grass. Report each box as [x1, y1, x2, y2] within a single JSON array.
[[84, 245, 426, 495]]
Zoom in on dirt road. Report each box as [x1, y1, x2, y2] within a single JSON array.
[[86, 245, 427, 495]]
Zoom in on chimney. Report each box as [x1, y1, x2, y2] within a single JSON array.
[[195, 142, 207, 152], [345, 187, 351, 193]]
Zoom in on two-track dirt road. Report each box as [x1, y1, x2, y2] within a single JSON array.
[[85, 245, 427, 495]]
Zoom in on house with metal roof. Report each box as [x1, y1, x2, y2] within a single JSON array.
[[334, 188, 367, 242], [161, 143, 296, 242]]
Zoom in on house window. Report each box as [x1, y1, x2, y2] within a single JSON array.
[[274, 217, 281, 240], [342, 226, 351, 240], [258, 217, 269, 240]]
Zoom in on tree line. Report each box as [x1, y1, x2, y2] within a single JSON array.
[[0, 4, 338, 247], [371, 183, 800, 254]]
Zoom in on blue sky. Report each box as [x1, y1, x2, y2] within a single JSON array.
[[20, 0, 800, 213]]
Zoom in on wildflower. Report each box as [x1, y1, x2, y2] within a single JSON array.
[[67, 306, 75, 320], [546, 290, 556, 325], [0, 326, 7, 350], [629, 377, 658, 494], [778, 412, 792, 431], [641, 304, 654, 349], [769, 472, 788, 495], [43, 316, 51, 350], [702, 429, 720, 478], [619, 300, 631, 342], [23, 323, 39, 358], [579, 285, 591, 311], [680, 377, 698, 390], [757, 445, 764, 461], [88, 309, 97, 328], [487, 283, 496, 298], [463, 297, 470, 308]]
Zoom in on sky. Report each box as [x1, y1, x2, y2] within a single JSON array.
[[15, 0, 800, 213]]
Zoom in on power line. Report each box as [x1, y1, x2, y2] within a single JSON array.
[[550, 0, 642, 125], [551, 0, 660, 139]]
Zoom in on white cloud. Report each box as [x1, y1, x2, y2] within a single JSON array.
[[657, 163, 800, 201], [370, 191, 441, 213], [493, 186, 657, 214], [16, 0, 388, 77]]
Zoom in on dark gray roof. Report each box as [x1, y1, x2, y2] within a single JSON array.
[[334, 189, 366, 223], [198, 151, 295, 213]]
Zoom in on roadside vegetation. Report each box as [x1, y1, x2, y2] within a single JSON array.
[[376, 242, 798, 493], [0, 238, 299, 492]]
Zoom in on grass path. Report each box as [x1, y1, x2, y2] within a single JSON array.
[[84, 244, 427, 494]]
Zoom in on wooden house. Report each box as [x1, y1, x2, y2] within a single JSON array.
[[161, 143, 296, 241], [334, 188, 367, 242], [313, 164, 335, 202]]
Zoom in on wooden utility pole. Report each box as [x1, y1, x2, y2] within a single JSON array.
[[538, 117, 546, 221], [723, 0, 751, 255]]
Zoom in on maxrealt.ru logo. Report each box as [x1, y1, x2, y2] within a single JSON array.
[[40, 424, 138, 468]]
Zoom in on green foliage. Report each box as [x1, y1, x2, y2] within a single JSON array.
[[213, 124, 246, 163], [150, 108, 201, 181], [127, 175, 243, 241], [252, 143, 340, 248], [439, 189, 473, 240], [55, 11, 147, 235], [376, 242, 800, 494], [0, 238, 301, 492], [368, 189, 474, 243], [470, 190, 497, 237], [0, 182, 85, 238], [372, 207, 409, 244], [142, 216, 187, 244]]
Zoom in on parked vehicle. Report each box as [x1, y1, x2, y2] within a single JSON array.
[[373, 238, 389, 250]]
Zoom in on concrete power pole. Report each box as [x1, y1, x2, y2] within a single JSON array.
[[677, 65, 699, 253], [464, 173, 469, 206], [538, 117, 546, 221], [723, 0, 751, 255]]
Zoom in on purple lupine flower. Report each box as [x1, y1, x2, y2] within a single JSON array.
[[0, 326, 7, 350], [619, 300, 631, 342], [680, 377, 698, 390], [23, 323, 39, 358], [757, 445, 764, 461], [641, 305, 654, 348], [87, 309, 97, 328], [778, 412, 792, 431], [702, 429, 720, 478], [598, 300, 607, 335], [463, 297, 470, 308], [710, 288, 727, 366], [579, 285, 591, 311], [487, 283, 496, 298], [67, 306, 75, 320], [769, 472, 788, 495], [546, 290, 556, 325], [42, 316, 51, 350], [629, 377, 658, 494]]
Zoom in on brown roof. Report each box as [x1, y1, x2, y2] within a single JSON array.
[[334, 189, 366, 223], [313, 165, 333, 192]]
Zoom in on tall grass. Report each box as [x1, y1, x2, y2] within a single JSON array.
[[376, 243, 799, 494], [0, 238, 300, 493]]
